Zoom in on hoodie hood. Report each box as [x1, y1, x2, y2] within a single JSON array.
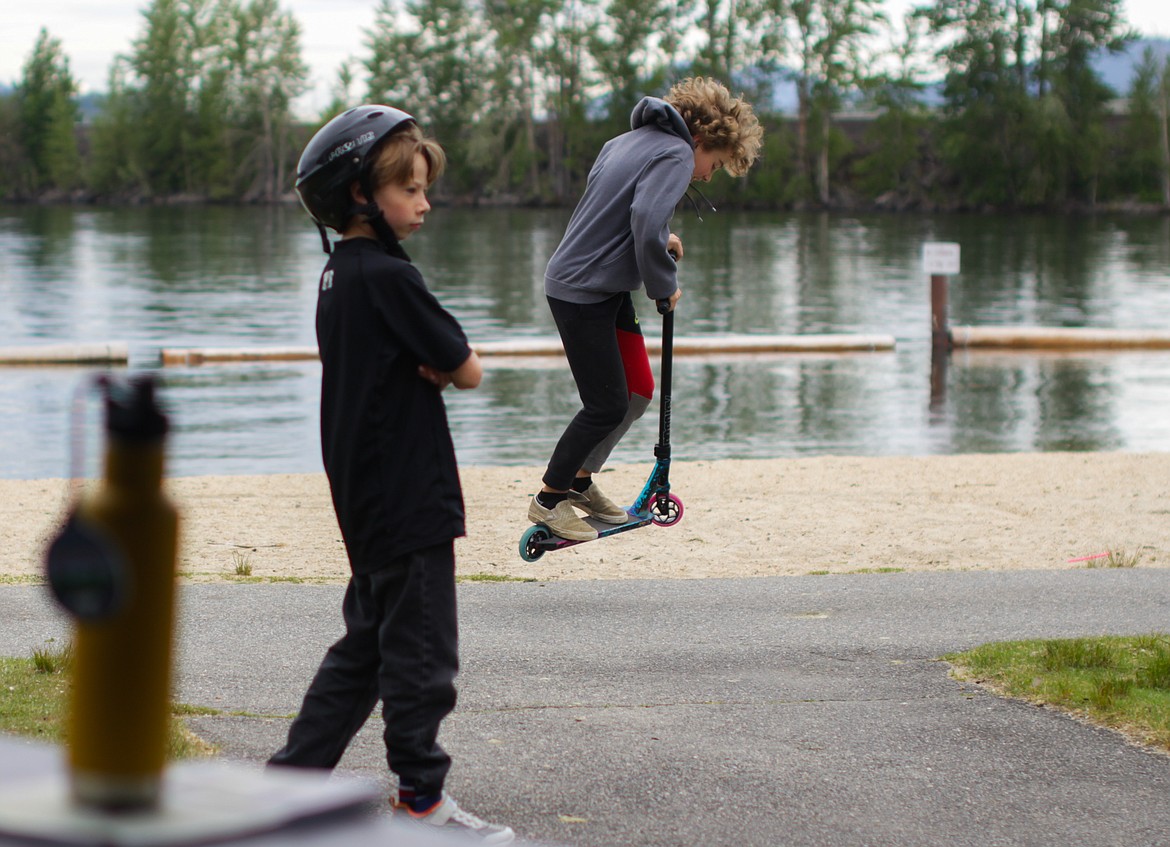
[[630, 97, 694, 148]]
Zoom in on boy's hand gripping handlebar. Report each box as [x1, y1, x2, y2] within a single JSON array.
[[659, 247, 679, 313]]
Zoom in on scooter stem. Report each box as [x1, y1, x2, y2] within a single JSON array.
[[655, 301, 673, 458]]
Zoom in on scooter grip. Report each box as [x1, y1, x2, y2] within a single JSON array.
[[661, 247, 679, 313]]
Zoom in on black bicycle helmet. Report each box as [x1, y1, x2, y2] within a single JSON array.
[[295, 105, 415, 250]]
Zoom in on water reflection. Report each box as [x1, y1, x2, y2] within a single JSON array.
[[2, 205, 1169, 479]]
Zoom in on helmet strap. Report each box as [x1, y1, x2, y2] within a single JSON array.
[[315, 222, 332, 254], [360, 203, 408, 258]]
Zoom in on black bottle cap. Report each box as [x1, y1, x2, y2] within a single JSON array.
[[106, 374, 169, 442]]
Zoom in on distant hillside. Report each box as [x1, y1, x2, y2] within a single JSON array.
[[758, 36, 1170, 113]]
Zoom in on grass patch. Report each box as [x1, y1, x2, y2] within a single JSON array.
[[1084, 549, 1140, 569], [232, 550, 253, 577], [0, 641, 215, 758], [178, 571, 329, 584], [0, 575, 45, 585], [945, 634, 1170, 751], [458, 573, 539, 583], [801, 568, 905, 576]]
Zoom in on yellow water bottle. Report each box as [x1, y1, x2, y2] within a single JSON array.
[[46, 374, 179, 811]]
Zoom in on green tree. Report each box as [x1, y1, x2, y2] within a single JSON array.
[[88, 59, 150, 196], [918, 0, 1042, 206], [539, 0, 603, 199], [854, 11, 934, 204], [224, 0, 309, 200], [693, 0, 774, 84], [1120, 46, 1170, 206], [0, 93, 29, 198], [781, 0, 887, 205], [127, 0, 206, 194], [919, 0, 1129, 207], [1035, 0, 1132, 204], [365, 0, 488, 190], [591, 0, 674, 121], [478, 0, 560, 198], [15, 28, 81, 193]]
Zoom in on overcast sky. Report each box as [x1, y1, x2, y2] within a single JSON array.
[[5, 0, 1170, 119]]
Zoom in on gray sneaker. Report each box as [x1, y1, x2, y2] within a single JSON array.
[[567, 482, 629, 525], [392, 792, 515, 844], [528, 496, 598, 541]]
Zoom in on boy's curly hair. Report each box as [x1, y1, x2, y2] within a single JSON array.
[[665, 77, 763, 177]]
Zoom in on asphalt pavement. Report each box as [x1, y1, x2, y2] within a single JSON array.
[[2, 569, 1169, 847]]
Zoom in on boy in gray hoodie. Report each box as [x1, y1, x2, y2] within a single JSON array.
[[529, 77, 763, 540]]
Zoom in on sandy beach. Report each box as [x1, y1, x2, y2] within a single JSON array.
[[3, 452, 1168, 583]]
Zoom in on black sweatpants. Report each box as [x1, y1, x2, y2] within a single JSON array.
[[268, 541, 459, 794], [543, 292, 651, 490]]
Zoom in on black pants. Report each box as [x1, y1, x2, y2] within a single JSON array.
[[544, 292, 648, 490], [268, 541, 459, 794]]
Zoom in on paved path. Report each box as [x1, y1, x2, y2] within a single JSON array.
[[3, 570, 1169, 846]]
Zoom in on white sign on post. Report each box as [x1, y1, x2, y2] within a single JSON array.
[[922, 242, 961, 276]]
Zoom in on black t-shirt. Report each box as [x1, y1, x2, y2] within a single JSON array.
[[315, 237, 471, 571]]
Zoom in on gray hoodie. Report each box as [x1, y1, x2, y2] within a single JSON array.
[[544, 97, 694, 304]]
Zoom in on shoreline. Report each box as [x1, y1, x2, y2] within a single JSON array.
[[3, 452, 1168, 583]]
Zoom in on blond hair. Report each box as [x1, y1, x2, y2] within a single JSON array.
[[368, 123, 447, 190], [665, 77, 763, 177]]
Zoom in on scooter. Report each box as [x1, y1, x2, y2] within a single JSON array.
[[519, 298, 684, 562]]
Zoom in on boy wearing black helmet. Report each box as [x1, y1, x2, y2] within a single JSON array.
[[269, 106, 513, 844], [528, 77, 763, 540]]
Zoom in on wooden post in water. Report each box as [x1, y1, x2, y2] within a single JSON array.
[[930, 274, 950, 353], [922, 242, 960, 353], [922, 242, 960, 414]]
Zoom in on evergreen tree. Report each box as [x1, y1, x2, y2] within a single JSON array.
[[15, 28, 81, 193], [918, 0, 1043, 206], [0, 93, 29, 198], [88, 59, 150, 197], [1120, 46, 1170, 205], [1036, 0, 1132, 204], [128, 0, 205, 194]]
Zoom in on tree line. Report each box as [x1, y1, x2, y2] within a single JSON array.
[[4, 0, 1170, 211]]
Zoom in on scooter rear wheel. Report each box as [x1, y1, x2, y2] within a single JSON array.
[[519, 524, 551, 562], [651, 494, 684, 527]]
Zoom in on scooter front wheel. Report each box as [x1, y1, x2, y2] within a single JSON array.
[[651, 494, 684, 527], [519, 524, 551, 562]]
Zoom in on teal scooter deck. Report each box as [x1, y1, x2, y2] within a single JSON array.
[[519, 488, 683, 561]]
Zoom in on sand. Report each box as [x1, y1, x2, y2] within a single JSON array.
[[3, 453, 1168, 583]]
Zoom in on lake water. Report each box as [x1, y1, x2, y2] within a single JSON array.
[[3, 204, 1170, 480]]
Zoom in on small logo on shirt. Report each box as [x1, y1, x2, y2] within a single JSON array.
[[321, 270, 334, 292]]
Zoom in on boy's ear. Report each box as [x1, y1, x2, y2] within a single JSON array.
[[350, 180, 368, 205]]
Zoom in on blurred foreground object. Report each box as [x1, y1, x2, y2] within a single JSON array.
[[45, 374, 179, 811]]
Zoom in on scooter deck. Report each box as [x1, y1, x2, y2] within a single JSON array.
[[519, 490, 683, 562], [534, 510, 654, 552]]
